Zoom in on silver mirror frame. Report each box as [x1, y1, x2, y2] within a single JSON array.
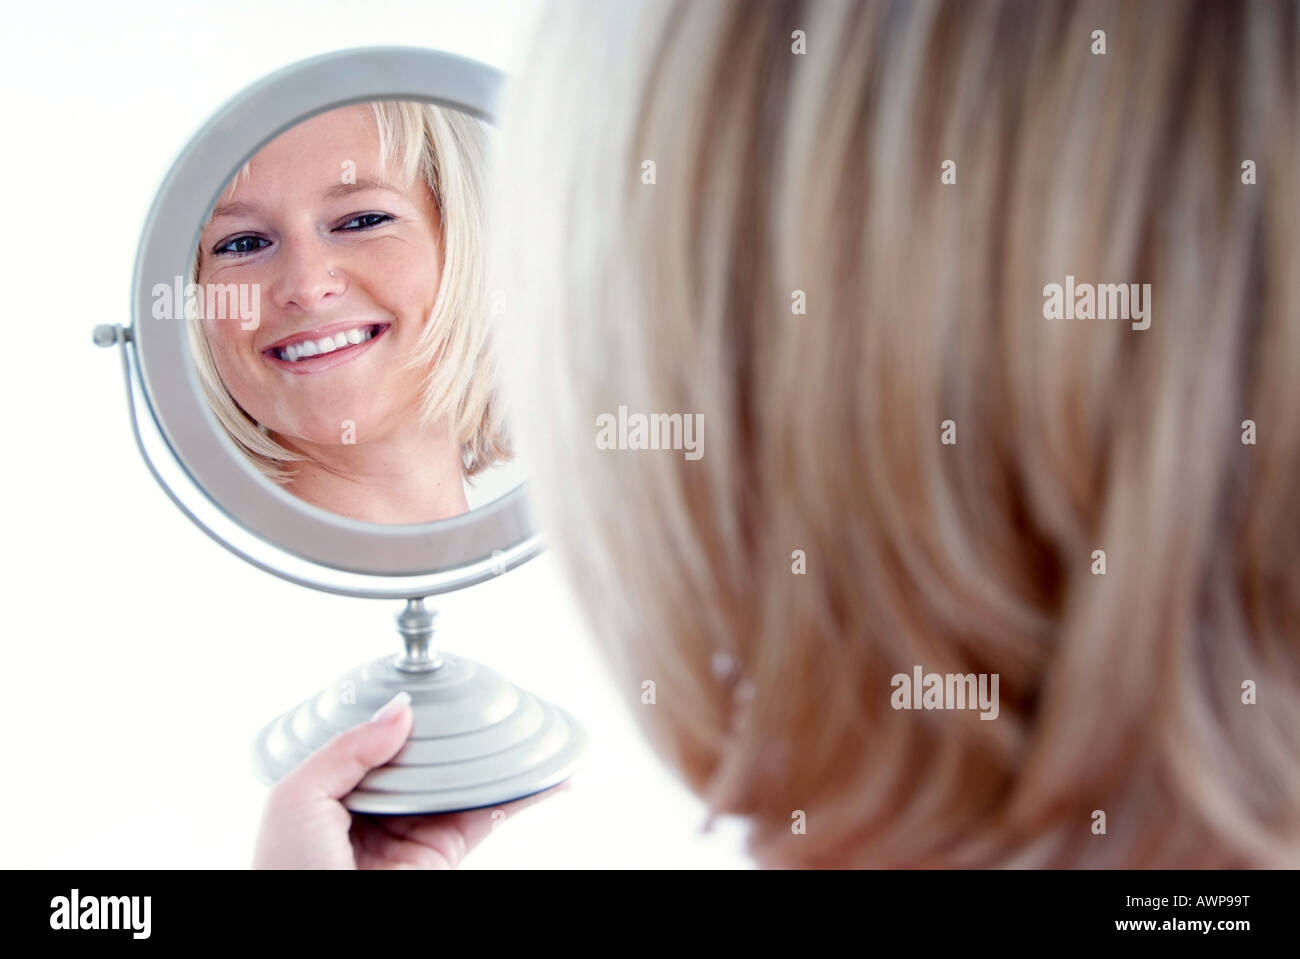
[[122, 47, 540, 595]]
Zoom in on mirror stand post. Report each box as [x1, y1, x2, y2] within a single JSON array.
[[394, 597, 443, 672]]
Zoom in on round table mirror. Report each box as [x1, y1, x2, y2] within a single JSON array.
[[95, 46, 586, 814]]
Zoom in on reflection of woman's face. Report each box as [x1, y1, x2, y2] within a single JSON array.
[[196, 104, 441, 450]]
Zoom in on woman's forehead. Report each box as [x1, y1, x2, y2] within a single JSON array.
[[262, 103, 380, 158], [214, 104, 413, 208]]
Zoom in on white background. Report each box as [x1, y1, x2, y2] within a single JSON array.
[[0, 0, 750, 869]]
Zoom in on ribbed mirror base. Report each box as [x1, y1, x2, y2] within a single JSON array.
[[251, 651, 587, 814]]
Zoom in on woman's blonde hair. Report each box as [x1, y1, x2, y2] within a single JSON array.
[[190, 100, 510, 483], [495, 0, 1300, 867]]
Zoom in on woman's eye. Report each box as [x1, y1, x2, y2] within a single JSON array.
[[338, 212, 394, 231], [214, 235, 271, 257]]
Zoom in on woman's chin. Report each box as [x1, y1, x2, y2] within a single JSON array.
[[271, 416, 374, 449], [271, 393, 380, 434]]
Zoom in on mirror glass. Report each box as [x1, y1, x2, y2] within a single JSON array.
[[184, 99, 522, 525]]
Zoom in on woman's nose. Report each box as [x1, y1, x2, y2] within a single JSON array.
[[269, 238, 345, 312]]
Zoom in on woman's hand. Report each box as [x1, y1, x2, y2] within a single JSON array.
[[253, 691, 569, 869]]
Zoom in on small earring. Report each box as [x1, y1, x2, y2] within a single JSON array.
[[329, 270, 335, 277]]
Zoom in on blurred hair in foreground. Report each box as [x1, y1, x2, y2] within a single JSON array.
[[494, 0, 1300, 867]]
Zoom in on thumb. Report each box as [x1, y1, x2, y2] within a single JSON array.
[[277, 691, 414, 803]]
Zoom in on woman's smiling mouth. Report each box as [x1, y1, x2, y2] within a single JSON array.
[[263, 322, 391, 373]]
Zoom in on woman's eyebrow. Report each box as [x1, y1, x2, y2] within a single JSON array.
[[208, 199, 260, 222], [206, 177, 406, 224], [321, 176, 405, 200]]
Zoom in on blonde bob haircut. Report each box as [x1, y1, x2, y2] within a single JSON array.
[[189, 100, 510, 484], [495, 0, 1300, 867]]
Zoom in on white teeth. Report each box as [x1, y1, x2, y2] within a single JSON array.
[[275, 326, 378, 362]]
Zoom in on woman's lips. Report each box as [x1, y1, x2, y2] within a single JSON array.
[[262, 323, 390, 374]]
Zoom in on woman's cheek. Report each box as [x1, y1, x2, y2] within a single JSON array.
[[211, 340, 257, 408], [368, 249, 432, 312]]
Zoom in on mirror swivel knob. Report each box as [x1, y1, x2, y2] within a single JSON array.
[[93, 324, 124, 347]]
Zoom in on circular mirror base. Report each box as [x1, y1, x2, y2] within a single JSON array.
[[251, 652, 586, 814]]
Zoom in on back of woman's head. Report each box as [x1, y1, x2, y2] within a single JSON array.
[[495, 0, 1300, 866]]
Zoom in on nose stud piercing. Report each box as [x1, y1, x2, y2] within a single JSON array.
[[329, 271, 335, 277]]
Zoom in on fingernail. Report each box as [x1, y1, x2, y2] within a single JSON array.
[[370, 691, 412, 724]]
